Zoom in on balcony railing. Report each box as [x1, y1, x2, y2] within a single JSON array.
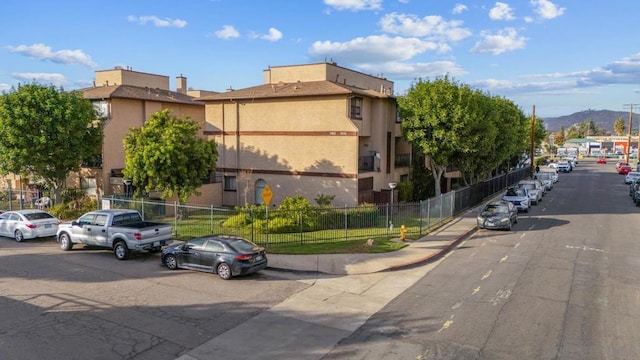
[[394, 153, 410, 167], [358, 154, 375, 172]]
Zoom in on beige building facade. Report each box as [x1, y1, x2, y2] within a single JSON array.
[[77, 67, 222, 206], [199, 62, 411, 207]]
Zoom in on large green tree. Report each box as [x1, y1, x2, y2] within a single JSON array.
[[399, 76, 529, 195], [399, 76, 469, 196], [122, 109, 217, 206], [0, 83, 102, 202]]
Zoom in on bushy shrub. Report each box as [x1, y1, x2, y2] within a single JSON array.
[[49, 197, 98, 221], [222, 211, 252, 228], [347, 203, 380, 228], [397, 181, 413, 202]]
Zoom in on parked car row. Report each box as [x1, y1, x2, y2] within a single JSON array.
[[478, 171, 557, 231], [0, 208, 268, 280]]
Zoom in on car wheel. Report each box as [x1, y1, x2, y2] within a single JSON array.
[[217, 263, 232, 280], [114, 241, 130, 260], [164, 254, 178, 270], [14, 230, 24, 242], [59, 233, 73, 251]]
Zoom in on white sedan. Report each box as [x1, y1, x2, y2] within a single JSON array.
[[625, 171, 640, 184], [0, 209, 60, 242]]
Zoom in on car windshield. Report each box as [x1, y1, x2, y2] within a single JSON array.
[[505, 189, 523, 197], [520, 184, 535, 190], [482, 204, 508, 214]]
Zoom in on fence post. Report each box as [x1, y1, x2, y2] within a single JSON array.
[[344, 205, 348, 241], [419, 200, 423, 234], [265, 206, 269, 249], [141, 197, 145, 219], [386, 202, 390, 235], [299, 210, 303, 245], [450, 190, 455, 218], [210, 205, 214, 233], [250, 207, 254, 242], [174, 201, 178, 237], [427, 197, 431, 229], [438, 194, 443, 224]]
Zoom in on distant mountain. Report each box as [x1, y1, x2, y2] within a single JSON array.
[[541, 109, 640, 134]]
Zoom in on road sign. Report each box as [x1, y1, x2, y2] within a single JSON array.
[[261, 184, 273, 205]]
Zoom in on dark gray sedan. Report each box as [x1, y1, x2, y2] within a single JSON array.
[[477, 200, 518, 231], [162, 235, 267, 280]]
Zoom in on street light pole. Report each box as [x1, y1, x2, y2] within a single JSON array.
[[623, 103, 639, 164], [530, 105, 536, 176]]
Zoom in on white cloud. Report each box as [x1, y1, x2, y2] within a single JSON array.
[[489, 2, 516, 21], [0, 83, 11, 92], [127, 15, 187, 28], [323, 0, 382, 11], [260, 28, 283, 42], [379, 13, 472, 42], [471, 27, 527, 55], [213, 25, 240, 39], [12, 72, 67, 87], [360, 60, 467, 82], [530, 0, 565, 20], [310, 35, 449, 64], [398, 0, 409, 3], [452, 4, 468, 14], [6, 43, 96, 68], [524, 16, 534, 23]]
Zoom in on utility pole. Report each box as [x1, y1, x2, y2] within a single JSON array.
[[530, 105, 536, 176], [623, 103, 639, 164]]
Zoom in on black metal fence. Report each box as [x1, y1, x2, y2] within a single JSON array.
[[99, 167, 529, 246]]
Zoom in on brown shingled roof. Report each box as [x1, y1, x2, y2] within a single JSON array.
[[81, 85, 203, 105], [196, 80, 393, 101]]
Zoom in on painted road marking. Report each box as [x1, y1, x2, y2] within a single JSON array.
[[438, 315, 454, 332], [472, 286, 480, 295], [481, 270, 492, 280], [565, 245, 604, 252], [490, 289, 512, 306], [500, 255, 508, 263], [520, 233, 526, 239], [515, 242, 520, 248]]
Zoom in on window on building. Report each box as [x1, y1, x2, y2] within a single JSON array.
[[350, 97, 363, 119], [224, 176, 237, 191], [81, 177, 97, 196], [201, 170, 215, 184], [92, 100, 109, 120]]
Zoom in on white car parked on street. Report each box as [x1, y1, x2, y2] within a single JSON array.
[[0, 209, 60, 242], [518, 180, 543, 205]]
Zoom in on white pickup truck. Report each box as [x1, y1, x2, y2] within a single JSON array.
[[56, 209, 172, 260]]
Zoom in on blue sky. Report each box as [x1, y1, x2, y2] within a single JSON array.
[[1, 0, 639, 118]]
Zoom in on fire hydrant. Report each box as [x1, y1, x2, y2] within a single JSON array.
[[400, 225, 407, 241]]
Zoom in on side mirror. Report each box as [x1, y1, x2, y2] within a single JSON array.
[[71, 221, 80, 227]]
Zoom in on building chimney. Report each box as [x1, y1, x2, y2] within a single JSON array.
[[176, 74, 187, 94]]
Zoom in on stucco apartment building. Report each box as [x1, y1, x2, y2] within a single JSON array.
[[77, 67, 221, 205], [199, 62, 412, 207]]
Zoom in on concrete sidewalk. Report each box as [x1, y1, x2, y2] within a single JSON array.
[[177, 207, 480, 360]]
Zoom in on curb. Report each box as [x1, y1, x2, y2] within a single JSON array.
[[387, 225, 478, 271]]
